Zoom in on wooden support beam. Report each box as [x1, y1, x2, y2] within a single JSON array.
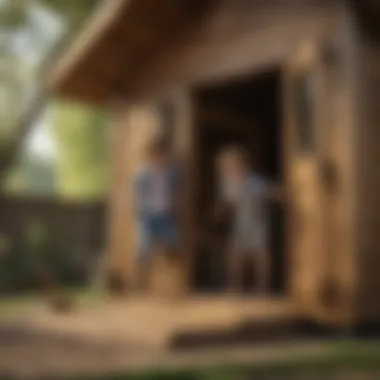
[[47, 0, 131, 92], [49, 0, 215, 105]]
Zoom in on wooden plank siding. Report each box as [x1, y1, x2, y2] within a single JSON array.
[[48, 0, 380, 326], [277, 1, 359, 325], [310, 5, 360, 325], [107, 93, 197, 293], [107, 1, 346, 298], [108, 105, 162, 288], [49, 0, 344, 105], [354, 37, 380, 321], [105, 1, 358, 317], [48, 0, 214, 105], [128, 1, 339, 100]]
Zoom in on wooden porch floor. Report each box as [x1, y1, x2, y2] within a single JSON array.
[[18, 296, 300, 351]]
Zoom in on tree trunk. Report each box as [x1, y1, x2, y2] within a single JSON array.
[[0, 89, 49, 184]]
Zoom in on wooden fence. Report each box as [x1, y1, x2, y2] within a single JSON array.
[[0, 194, 106, 251]]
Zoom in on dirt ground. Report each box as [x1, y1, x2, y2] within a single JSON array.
[[0, 296, 379, 379]]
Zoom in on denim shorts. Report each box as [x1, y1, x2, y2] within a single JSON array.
[[138, 214, 180, 261]]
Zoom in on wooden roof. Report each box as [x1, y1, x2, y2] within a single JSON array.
[[48, 0, 380, 107], [47, 0, 213, 106]]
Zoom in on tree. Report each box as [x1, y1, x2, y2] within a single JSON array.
[[44, 0, 109, 200], [52, 102, 109, 199], [0, 0, 64, 183], [4, 153, 55, 195], [40, 0, 100, 28], [0, 0, 108, 198]]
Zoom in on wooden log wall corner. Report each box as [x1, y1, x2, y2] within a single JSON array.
[[107, 104, 162, 293]]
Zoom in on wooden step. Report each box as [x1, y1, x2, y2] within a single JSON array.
[[169, 317, 300, 350]]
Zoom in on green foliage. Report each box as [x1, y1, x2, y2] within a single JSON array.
[[198, 369, 237, 380], [0, 223, 46, 292], [0, 0, 104, 195], [3, 153, 56, 194], [40, 0, 100, 29], [0, 0, 29, 30], [0, 26, 25, 145], [55, 343, 380, 379], [52, 101, 109, 200], [0, 221, 88, 293]]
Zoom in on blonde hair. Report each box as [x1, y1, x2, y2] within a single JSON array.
[[217, 146, 250, 167]]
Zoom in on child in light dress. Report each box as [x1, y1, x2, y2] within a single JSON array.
[[216, 146, 283, 294]]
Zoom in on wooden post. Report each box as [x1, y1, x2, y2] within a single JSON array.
[[176, 91, 199, 296], [106, 99, 130, 294], [148, 91, 196, 298]]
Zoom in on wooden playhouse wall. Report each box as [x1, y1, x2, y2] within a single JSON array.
[[311, 5, 359, 325], [106, 1, 334, 292], [107, 95, 194, 292], [107, 106, 161, 289], [130, 0, 337, 99], [293, 3, 380, 325], [355, 35, 380, 321], [104, 0, 363, 322]]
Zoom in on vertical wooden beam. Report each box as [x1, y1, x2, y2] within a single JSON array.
[[174, 90, 199, 294], [327, 2, 361, 326], [352, 4, 380, 322], [107, 102, 162, 291], [107, 101, 130, 291]]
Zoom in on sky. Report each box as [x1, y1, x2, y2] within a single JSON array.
[[25, 110, 56, 160]]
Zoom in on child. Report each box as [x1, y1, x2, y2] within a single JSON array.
[[216, 146, 282, 295], [132, 137, 181, 290]]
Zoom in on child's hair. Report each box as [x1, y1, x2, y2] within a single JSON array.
[[146, 136, 169, 159], [217, 145, 250, 167]]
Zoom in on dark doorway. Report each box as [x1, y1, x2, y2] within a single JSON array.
[[191, 67, 286, 295]]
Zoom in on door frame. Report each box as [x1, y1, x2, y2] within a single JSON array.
[[282, 39, 328, 313], [185, 66, 290, 294]]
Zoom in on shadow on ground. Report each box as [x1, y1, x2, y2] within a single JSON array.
[[0, 321, 154, 378], [169, 318, 339, 351]]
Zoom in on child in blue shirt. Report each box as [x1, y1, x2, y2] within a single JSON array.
[[133, 138, 180, 288]]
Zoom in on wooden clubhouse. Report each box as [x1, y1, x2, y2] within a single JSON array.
[[48, 0, 380, 337]]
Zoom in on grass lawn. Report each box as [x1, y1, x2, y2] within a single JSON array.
[[46, 340, 380, 380], [0, 287, 105, 317]]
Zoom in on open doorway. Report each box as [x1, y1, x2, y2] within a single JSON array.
[[191, 67, 286, 296]]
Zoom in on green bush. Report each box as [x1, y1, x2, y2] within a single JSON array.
[[0, 221, 89, 294], [0, 236, 31, 292]]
